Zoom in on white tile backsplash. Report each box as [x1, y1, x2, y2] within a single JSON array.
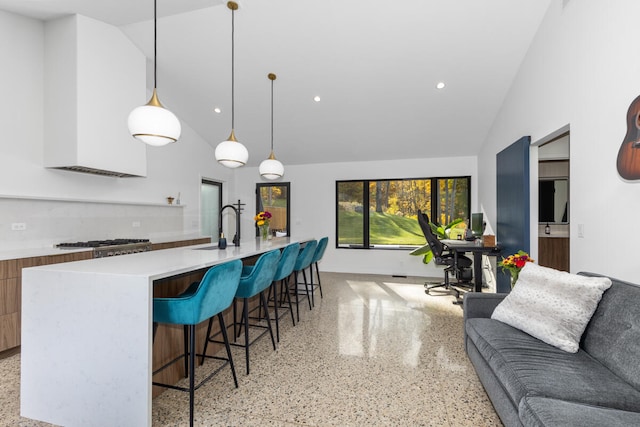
[[0, 197, 183, 250]]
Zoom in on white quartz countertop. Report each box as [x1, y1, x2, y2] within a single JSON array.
[[22, 237, 309, 281]]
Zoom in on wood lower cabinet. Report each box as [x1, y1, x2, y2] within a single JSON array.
[[538, 237, 569, 272], [0, 252, 93, 353], [151, 237, 210, 251], [0, 277, 20, 351]]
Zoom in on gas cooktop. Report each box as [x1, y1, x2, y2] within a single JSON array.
[[56, 239, 153, 258], [56, 239, 150, 248]]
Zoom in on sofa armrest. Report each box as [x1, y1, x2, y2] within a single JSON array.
[[463, 293, 508, 352], [463, 292, 508, 322]]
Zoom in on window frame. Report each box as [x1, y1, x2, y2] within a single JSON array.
[[256, 182, 291, 237], [335, 176, 471, 249], [201, 179, 223, 239]]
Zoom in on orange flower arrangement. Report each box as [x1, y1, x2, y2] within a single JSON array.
[[254, 211, 272, 239], [254, 211, 272, 227], [499, 250, 534, 286]]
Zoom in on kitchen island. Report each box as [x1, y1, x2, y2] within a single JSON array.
[[20, 237, 308, 427]]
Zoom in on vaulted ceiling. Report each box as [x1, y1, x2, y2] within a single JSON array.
[[0, 0, 551, 166]]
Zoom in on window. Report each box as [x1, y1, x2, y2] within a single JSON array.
[[336, 177, 470, 248], [256, 182, 290, 236]]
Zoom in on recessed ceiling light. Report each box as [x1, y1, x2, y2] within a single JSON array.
[[214, 107, 221, 114], [436, 82, 446, 90], [313, 96, 321, 102]]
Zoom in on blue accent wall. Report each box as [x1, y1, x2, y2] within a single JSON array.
[[496, 136, 530, 292]]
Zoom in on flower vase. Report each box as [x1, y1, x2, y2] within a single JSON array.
[[510, 270, 519, 288], [261, 224, 270, 241]]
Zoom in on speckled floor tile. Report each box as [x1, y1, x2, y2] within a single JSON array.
[[3, 272, 502, 426]]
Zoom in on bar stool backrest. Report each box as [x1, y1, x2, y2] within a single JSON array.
[[294, 240, 318, 271], [153, 259, 243, 326], [236, 249, 281, 298], [311, 237, 328, 264], [273, 242, 300, 282]]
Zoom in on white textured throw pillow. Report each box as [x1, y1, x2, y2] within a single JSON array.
[[491, 263, 612, 353]]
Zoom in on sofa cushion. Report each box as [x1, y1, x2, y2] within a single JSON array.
[[466, 318, 640, 412], [519, 396, 640, 427], [491, 263, 611, 352], [580, 274, 640, 391]]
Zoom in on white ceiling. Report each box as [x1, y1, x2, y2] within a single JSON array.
[[0, 0, 551, 167]]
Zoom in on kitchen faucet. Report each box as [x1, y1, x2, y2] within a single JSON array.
[[219, 199, 244, 247]]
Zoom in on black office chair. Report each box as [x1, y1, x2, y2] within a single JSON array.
[[417, 210, 473, 298]]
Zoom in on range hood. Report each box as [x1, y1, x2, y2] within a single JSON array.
[[48, 165, 140, 178], [44, 14, 147, 178]]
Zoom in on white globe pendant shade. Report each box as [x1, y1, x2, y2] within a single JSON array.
[[259, 73, 285, 180], [128, 89, 181, 146], [259, 151, 284, 179], [215, 130, 249, 168]]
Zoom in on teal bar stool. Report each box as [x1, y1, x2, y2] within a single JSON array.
[[267, 242, 300, 342], [152, 259, 243, 427], [205, 249, 280, 375], [290, 239, 318, 322], [309, 236, 328, 306]]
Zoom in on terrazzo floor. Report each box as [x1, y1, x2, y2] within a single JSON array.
[[1, 272, 502, 426]]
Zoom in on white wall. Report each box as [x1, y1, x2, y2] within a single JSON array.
[[234, 156, 478, 277], [1, 8, 479, 278], [477, 1, 640, 282], [0, 10, 233, 243]]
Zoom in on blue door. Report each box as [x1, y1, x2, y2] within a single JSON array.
[[496, 136, 530, 292]]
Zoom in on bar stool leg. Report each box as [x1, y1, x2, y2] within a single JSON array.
[[293, 271, 300, 322], [218, 313, 238, 388], [183, 325, 189, 378], [314, 262, 324, 299], [308, 266, 315, 307], [271, 281, 281, 342], [188, 324, 196, 427], [260, 291, 276, 351], [281, 276, 295, 326], [201, 317, 213, 366], [242, 298, 250, 375], [199, 313, 239, 387], [232, 299, 238, 342], [302, 268, 313, 310]]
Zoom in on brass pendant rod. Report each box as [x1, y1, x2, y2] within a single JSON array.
[[270, 76, 274, 152], [268, 73, 277, 153], [153, 0, 157, 90], [231, 5, 235, 130]]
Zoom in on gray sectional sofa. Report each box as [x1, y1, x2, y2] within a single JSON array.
[[463, 272, 640, 427]]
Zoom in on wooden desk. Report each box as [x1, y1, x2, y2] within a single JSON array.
[[441, 240, 501, 292]]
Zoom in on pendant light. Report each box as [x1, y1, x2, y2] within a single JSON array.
[[128, 0, 181, 146], [259, 73, 285, 179], [215, 1, 249, 168]]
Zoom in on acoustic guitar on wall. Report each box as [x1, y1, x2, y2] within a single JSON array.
[[617, 94, 640, 180]]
